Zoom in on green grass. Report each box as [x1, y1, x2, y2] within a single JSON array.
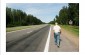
[[6, 26, 33, 32], [60, 25, 79, 37], [6, 24, 46, 32], [6, 25, 40, 32]]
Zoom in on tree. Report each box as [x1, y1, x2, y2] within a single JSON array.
[[6, 7, 43, 27], [56, 6, 69, 25], [68, 3, 79, 25], [55, 3, 79, 26]]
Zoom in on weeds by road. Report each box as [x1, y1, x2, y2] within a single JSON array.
[[6, 26, 31, 32], [60, 25, 79, 37], [6, 24, 48, 32]]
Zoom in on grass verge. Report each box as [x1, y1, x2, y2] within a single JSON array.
[[6, 24, 47, 32], [6, 26, 32, 32], [60, 25, 79, 37]]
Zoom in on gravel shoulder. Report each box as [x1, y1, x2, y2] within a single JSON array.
[[49, 26, 79, 52]]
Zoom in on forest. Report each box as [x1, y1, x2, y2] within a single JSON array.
[[49, 3, 79, 26], [6, 3, 79, 27], [6, 7, 44, 27]]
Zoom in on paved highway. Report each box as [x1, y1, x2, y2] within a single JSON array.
[[6, 24, 79, 52], [6, 24, 50, 52]]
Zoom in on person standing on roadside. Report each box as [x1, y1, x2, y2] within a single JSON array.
[[53, 23, 61, 47]]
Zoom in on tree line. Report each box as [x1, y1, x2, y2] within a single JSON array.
[[49, 3, 79, 26], [6, 7, 44, 27]]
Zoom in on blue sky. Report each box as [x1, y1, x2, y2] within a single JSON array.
[[6, 3, 68, 23]]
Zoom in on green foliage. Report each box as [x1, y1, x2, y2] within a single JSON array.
[[60, 25, 79, 36], [49, 18, 56, 24], [57, 6, 69, 25], [55, 3, 79, 26], [49, 21, 55, 24], [6, 7, 44, 27], [68, 3, 79, 26]]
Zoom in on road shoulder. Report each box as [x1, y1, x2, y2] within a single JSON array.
[[49, 26, 79, 52]]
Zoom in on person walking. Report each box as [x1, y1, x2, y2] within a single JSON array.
[[53, 23, 61, 47]]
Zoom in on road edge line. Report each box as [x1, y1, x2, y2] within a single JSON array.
[[44, 26, 51, 52]]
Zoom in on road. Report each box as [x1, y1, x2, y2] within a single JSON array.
[[49, 26, 79, 52], [6, 24, 50, 52], [6, 24, 79, 52]]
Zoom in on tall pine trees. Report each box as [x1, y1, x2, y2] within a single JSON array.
[[6, 7, 43, 27], [49, 3, 79, 26]]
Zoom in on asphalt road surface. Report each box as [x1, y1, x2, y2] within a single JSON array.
[[6, 24, 79, 52], [6, 24, 50, 52]]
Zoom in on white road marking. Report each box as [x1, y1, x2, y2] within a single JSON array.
[[27, 31, 33, 33], [44, 26, 51, 52]]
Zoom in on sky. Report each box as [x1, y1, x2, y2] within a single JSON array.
[[6, 3, 68, 23]]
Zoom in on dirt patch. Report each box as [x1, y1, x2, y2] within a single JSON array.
[[61, 28, 79, 48], [49, 26, 79, 52]]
